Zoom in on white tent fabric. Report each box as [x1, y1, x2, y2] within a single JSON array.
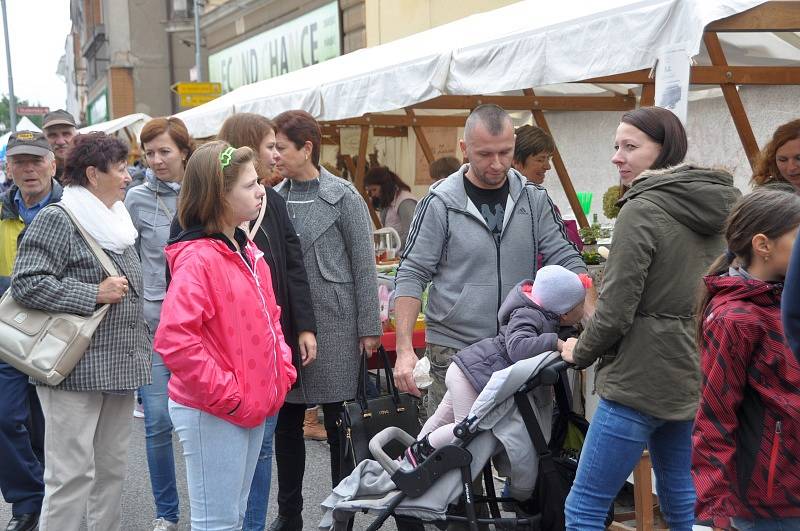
[[78, 113, 151, 135], [177, 0, 767, 137]]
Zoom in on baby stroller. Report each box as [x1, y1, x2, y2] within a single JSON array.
[[320, 351, 582, 530]]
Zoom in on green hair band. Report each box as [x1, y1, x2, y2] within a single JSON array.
[[219, 146, 235, 169]]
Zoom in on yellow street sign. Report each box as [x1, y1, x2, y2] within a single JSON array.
[[180, 94, 218, 107], [171, 82, 222, 96]]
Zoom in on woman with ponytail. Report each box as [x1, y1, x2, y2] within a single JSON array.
[[693, 189, 800, 531], [560, 107, 741, 530]]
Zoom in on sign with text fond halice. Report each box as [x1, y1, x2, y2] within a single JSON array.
[[209, 2, 341, 94]]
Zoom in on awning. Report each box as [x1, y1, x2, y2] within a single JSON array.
[[176, 0, 772, 138]]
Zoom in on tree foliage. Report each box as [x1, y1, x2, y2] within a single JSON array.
[[0, 94, 45, 131]]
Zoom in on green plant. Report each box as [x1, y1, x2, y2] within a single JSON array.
[[602, 185, 623, 219], [578, 223, 611, 245], [581, 250, 602, 265]]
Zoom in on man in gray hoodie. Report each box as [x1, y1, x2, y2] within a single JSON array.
[[393, 104, 587, 415]]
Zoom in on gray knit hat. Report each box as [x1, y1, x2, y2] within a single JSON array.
[[530, 265, 587, 315]]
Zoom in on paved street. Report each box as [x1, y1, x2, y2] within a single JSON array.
[[0, 414, 397, 531]]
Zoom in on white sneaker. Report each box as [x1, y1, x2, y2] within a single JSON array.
[[152, 517, 178, 531], [133, 402, 145, 418]]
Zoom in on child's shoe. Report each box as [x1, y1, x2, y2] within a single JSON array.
[[404, 434, 436, 467]]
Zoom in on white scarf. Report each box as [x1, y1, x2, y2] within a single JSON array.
[[60, 185, 138, 254]]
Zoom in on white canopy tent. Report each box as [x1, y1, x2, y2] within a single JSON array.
[[176, 0, 771, 137], [78, 113, 151, 136], [175, 0, 800, 227]]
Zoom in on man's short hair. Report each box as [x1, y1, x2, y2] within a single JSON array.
[[464, 104, 512, 141]]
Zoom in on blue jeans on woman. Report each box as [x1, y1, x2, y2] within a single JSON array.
[[242, 414, 278, 531], [565, 398, 695, 531], [141, 301, 180, 524], [169, 400, 265, 531]]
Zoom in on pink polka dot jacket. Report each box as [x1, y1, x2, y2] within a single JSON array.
[[155, 235, 296, 428]]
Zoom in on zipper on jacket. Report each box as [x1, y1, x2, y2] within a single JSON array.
[[494, 233, 502, 334], [766, 420, 781, 499], [237, 251, 281, 404]]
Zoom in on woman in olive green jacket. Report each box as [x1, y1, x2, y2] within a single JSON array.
[[561, 107, 742, 531]]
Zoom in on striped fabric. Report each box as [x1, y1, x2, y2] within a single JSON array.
[[11, 205, 151, 391]]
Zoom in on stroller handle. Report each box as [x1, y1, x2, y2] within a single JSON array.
[[369, 427, 417, 476]]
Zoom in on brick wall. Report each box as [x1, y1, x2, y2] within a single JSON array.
[[340, 0, 366, 53], [109, 67, 135, 118]]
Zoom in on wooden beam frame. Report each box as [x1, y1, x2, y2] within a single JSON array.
[[583, 66, 800, 86], [703, 31, 760, 168], [411, 94, 635, 111], [706, 1, 800, 32], [523, 89, 589, 229], [640, 82, 655, 107], [406, 108, 435, 166]]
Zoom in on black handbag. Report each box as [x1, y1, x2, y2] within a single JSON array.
[[339, 346, 420, 477]]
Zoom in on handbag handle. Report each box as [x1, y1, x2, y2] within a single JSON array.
[[50, 204, 119, 277], [355, 346, 403, 411]]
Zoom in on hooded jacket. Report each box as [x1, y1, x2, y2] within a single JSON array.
[[693, 273, 800, 529], [154, 227, 296, 428], [396, 165, 586, 350], [572, 165, 741, 420], [453, 279, 566, 393], [124, 169, 178, 302], [0, 179, 63, 294]]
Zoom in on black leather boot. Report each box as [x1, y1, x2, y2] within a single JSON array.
[[267, 514, 303, 531]]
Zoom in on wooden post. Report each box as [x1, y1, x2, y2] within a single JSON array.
[[633, 451, 655, 530], [523, 89, 589, 229], [703, 31, 760, 168], [640, 82, 656, 107], [353, 124, 382, 228], [405, 108, 435, 182]]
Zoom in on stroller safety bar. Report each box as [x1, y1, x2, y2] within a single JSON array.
[[369, 426, 417, 475]]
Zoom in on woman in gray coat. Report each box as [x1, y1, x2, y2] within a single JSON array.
[[11, 133, 150, 530], [267, 110, 381, 531]]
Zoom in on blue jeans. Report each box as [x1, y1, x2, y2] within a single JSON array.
[[140, 352, 179, 523], [242, 414, 278, 531], [0, 362, 44, 515], [565, 399, 695, 531], [733, 518, 800, 530], [169, 400, 265, 531], [140, 300, 180, 523]]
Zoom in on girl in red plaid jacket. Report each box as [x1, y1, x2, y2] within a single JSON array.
[[693, 189, 800, 531]]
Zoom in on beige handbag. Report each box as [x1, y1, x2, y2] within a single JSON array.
[[0, 204, 119, 385]]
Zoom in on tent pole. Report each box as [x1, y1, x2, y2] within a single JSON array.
[[703, 31, 760, 168], [354, 124, 382, 228], [523, 89, 589, 229]]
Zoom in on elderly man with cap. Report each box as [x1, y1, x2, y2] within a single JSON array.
[[0, 131, 62, 531], [42, 109, 77, 182]]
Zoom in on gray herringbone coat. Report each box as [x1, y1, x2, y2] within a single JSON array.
[[11, 205, 151, 391], [276, 169, 381, 404]]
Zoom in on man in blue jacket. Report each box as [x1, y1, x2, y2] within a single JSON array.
[[0, 132, 62, 531], [392, 104, 587, 413]]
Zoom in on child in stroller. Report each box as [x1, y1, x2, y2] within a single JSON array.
[[405, 265, 591, 466]]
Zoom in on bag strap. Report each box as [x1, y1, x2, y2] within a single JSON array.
[[156, 194, 175, 219], [248, 186, 268, 240], [50, 203, 119, 277]]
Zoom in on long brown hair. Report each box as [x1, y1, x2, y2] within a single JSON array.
[[364, 166, 410, 208], [178, 140, 255, 234], [752, 118, 800, 186], [695, 189, 800, 342], [217, 113, 276, 183]]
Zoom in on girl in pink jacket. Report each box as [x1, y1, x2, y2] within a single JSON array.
[[154, 141, 296, 531]]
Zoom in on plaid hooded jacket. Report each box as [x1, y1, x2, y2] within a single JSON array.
[[692, 273, 800, 529]]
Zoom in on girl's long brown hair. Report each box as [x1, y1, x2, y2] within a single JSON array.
[[695, 189, 800, 343]]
